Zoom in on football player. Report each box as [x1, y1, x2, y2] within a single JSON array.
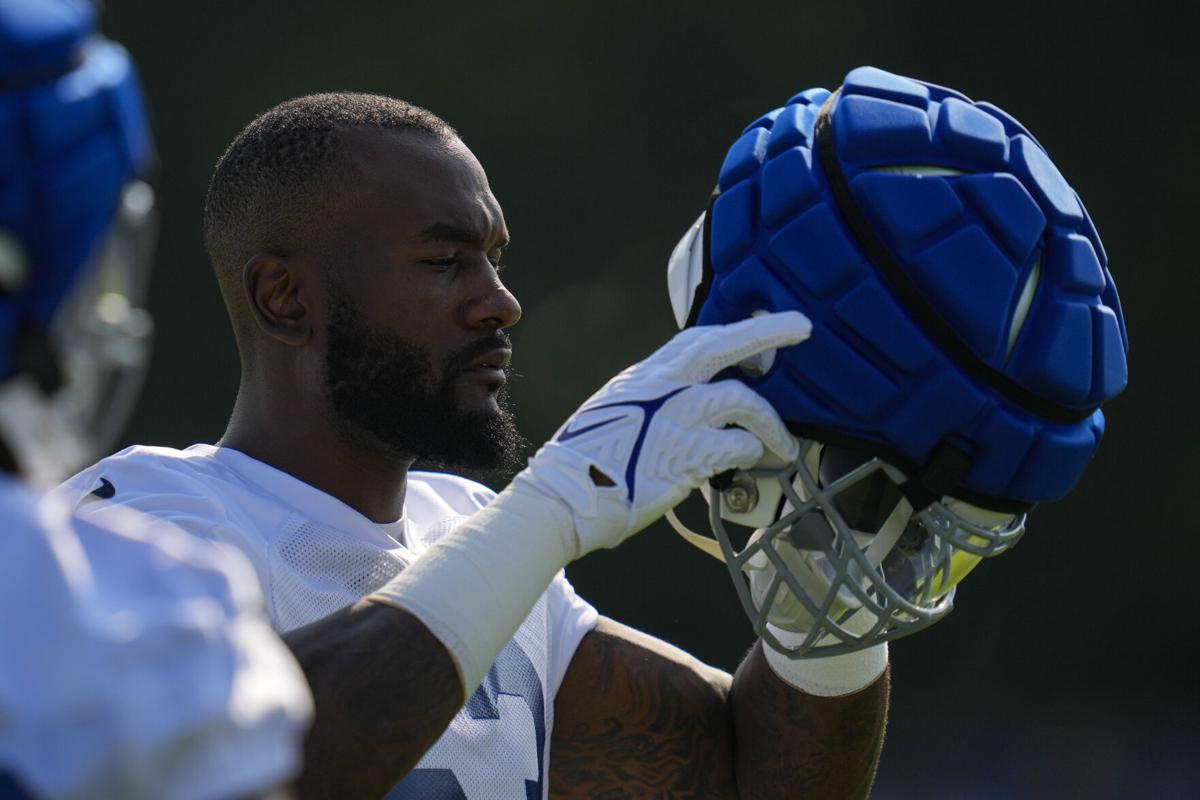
[[57, 67, 1123, 798], [0, 2, 311, 797], [57, 94, 883, 798]]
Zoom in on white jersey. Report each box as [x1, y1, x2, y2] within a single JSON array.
[[57, 444, 599, 800], [0, 474, 311, 800]]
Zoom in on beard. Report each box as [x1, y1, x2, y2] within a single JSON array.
[[321, 287, 526, 479]]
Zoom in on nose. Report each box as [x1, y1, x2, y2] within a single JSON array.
[[466, 269, 522, 330]]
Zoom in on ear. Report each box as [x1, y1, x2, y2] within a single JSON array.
[[242, 254, 312, 346]]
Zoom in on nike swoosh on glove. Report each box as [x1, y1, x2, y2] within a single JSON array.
[[515, 311, 812, 559]]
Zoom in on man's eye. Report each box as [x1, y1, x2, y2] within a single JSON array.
[[488, 253, 506, 271], [424, 256, 458, 269]]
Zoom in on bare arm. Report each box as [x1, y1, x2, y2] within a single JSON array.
[[731, 642, 889, 799], [550, 617, 888, 799], [550, 617, 739, 797], [282, 601, 464, 800]]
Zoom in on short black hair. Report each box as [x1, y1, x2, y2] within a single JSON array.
[[203, 92, 457, 286]]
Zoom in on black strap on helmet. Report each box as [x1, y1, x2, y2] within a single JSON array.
[[683, 186, 722, 329]]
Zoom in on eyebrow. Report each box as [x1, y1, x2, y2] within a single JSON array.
[[419, 222, 509, 249]]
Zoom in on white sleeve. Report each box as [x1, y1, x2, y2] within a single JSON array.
[[543, 569, 599, 700], [0, 487, 312, 800]]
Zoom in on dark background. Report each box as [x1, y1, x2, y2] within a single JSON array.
[[102, 1, 1197, 796]]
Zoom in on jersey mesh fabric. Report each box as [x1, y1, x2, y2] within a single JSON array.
[[54, 444, 598, 800], [272, 514, 412, 632]]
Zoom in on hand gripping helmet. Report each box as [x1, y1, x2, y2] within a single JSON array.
[[0, 0, 157, 486], [666, 67, 1128, 657]]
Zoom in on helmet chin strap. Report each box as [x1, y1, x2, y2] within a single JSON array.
[[859, 494, 913, 569], [664, 427, 798, 562], [666, 505, 726, 561]]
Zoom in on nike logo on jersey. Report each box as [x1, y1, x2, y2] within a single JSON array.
[[89, 477, 116, 500]]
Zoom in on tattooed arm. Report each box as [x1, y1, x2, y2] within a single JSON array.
[[729, 641, 889, 798], [550, 618, 739, 798], [549, 617, 888, 799]]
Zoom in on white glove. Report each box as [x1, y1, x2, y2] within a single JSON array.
[[368, 311, 810, 694], [515, 311, 811, 559]]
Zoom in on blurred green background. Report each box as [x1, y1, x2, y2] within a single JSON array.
[[103, 0, 1196, 795]]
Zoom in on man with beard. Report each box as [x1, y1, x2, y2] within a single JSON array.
[[57, 93, 889, 799]]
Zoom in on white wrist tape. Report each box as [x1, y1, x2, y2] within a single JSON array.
[[365, 476, 575, 695], [762, 624, 888, 697]]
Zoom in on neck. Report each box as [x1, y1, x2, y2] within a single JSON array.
[[220, 379, 413, 523]]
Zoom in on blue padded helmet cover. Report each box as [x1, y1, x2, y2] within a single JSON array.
[[0, 0, 154, 381], [695, 66, 1128, 506]]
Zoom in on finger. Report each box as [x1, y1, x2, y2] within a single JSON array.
[[688, 381, 800, 462], [681, 310, 813, 382], [703, 427, 766, 474]]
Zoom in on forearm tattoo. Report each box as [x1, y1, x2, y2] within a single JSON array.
[[550, 622, 739, 799], [551, 621, 889, 799], [731, 643, 890, 799]]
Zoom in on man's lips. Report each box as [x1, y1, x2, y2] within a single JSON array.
[[467, 348, 513, 370], [461, 347, 512, 385]]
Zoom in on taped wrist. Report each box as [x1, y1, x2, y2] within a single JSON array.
[[365, 478, 576, 695], [762, 624, 888, 697]]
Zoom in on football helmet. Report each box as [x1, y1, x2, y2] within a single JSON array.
[[666, 67, 1128, 657], [0, 0, 157, 486]]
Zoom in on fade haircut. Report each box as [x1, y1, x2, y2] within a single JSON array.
[[202, 92, 457, 332]]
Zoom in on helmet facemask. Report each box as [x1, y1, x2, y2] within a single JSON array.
[[0, 180, 156, 486], [668, 439, 1026, 658]]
